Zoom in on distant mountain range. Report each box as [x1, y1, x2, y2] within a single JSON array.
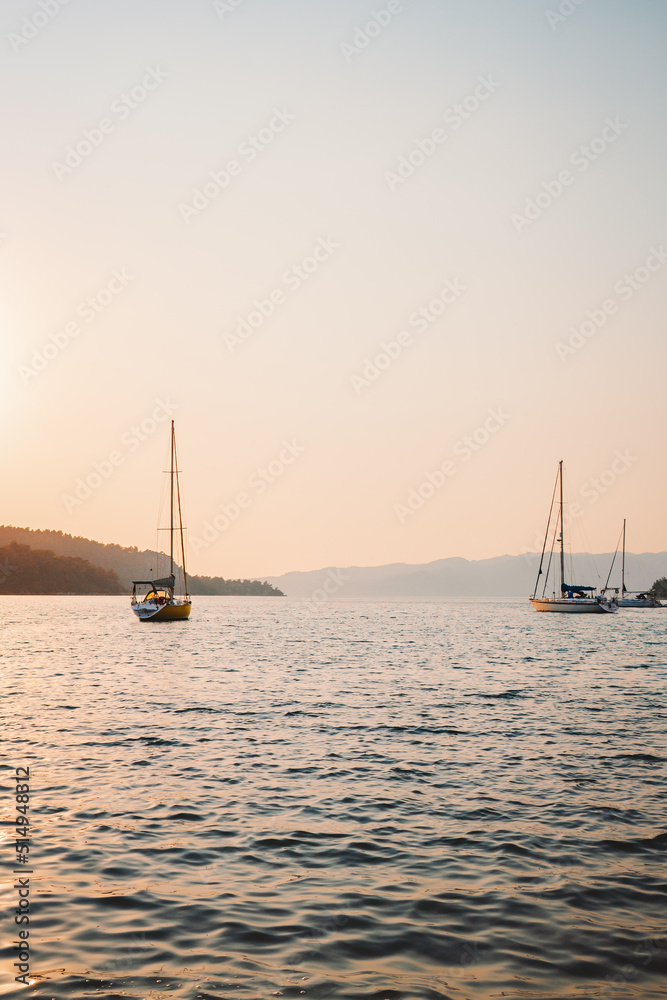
[[265, 552, 667, 599], [1, 525, 664, 600], [0, 526, 283, 596]]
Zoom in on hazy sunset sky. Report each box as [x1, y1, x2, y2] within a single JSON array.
[[2, 0, 666, 578]]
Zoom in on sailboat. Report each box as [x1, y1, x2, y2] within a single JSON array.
[[131, 421, 192, 622], [606, 520, 663, 609], [530, 461, 617, 614]]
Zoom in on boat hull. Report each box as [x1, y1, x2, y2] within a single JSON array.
[[530, 598, 616, 614], [132, 601, 191, 622], [617, 598, 663, 609]]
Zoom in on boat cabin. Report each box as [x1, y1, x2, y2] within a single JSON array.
[[561, 584, 595, 599], [132, 575, 175, 606]]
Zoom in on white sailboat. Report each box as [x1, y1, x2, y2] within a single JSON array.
[[605, 520, 664, 609], [530, 461, 617, 614], [131, 421, 192, 622]]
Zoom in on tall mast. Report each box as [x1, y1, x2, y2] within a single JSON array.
[[170, 420, 175, 578], [532, 465, 559, 599], [173, 425, 189, 597], [559, 460, 564, 593], [621, 518, 626, 595]]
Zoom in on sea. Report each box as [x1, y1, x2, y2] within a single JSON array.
[[1, 596, 666, 1000]]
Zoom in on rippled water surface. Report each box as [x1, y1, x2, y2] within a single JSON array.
[[1, 596, 666, 999]]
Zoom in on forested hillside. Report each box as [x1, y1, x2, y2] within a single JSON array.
[[0, 543, 123, 594], [0, 526, 283, 596], [188, 575, 284, 596]]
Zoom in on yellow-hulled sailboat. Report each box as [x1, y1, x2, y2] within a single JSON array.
[[131, 421, 192, 622]]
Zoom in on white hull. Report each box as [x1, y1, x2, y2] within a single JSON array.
[[613, 522, 664, 609], [530, 598, 616, 614], [617, 598, 663, 609]]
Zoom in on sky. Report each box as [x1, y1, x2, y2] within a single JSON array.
[[1, 0, 666, 578]]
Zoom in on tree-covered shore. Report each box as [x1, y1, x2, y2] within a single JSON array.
[[0, 527, 284, 596]]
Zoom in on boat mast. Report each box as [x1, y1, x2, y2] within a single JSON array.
[[170, 420, 175, 578], [559, 460, 564, 593], [173, 425, 189, 597], [532, 465, 559, 598], [621, 518, 626, 596]]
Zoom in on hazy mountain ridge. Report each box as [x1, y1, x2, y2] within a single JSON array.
[[0, 526, 283, 596], [266, 552, 667, 599], [2, 526, 663, 599]]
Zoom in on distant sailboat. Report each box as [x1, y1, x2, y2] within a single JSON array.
[[530, 461, 617, 614], [605, 520, 664, 609], [131, 421, 192, 622]]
